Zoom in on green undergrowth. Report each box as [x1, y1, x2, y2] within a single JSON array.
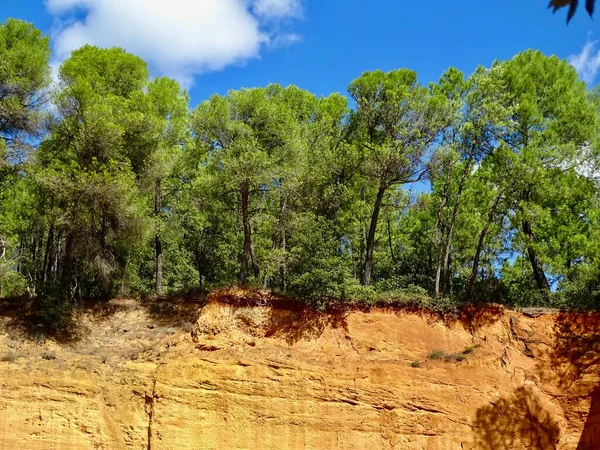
[[31, 280, 78, 342], [427, 344, 481, 363], [0, 353, 16, 362], [292, 283, 461, 317], [411, 344, 482, 368]]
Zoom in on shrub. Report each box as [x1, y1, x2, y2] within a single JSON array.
[[427, 349, 467, 363], [286, 216, 361, 310], [428, 349, 446, 360], [344, 283, 377, 305], [33, 280, 77, 340], [446, 353, 466, 362], [0, 268, 28, 297], [374, 287, 459, 316], [462, 344, 481, 355], [0, 353, 16, 362]]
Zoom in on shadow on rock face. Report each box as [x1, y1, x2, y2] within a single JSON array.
[[546, 312, 600, 390], [578, 386, 600, 450], [473, 386, 560, 450], [473, 310, 600, 450], [543, 311, 600, 450], [264, 306, 348, 345], [457, 303, 506, 333]]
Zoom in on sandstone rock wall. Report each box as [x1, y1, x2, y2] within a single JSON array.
[[0, 292, 598, 449]]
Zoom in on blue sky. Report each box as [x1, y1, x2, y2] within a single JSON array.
[[3, 0, 600, 106]]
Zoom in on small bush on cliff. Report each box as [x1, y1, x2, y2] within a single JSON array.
[[427, 349, 466, 363], [428, 349, 446, 360], [32, 280, 77, 341], [0, 353, 16, 362], [287, 281, 461, 316], [462, 344, 481, 355], [374, 286, 459, 316], [446, 353, 466, 362]]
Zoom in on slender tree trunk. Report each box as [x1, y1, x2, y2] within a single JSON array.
[[435, 225, 447, 297], [53, 231, 62, 276], [279, 193, 288, 292], [441, 163, 471, 296], [469, 228, 490, 301], [62, 205, 82, 291], [43, 221, 55, 283], [100, 213, 106, 249], [435, 160, 472, 297], [36, 229, 44, 282], [63, 229, 75, 287], [194, 249, 204, 292], [17, 237, 24, 273], [441, 226, 454, 295], [522, 219, 551, 300], [239, 180, 254, 285], [387, 215, 396, 264], [518, 137, 549, 299], [434, 191, 449, 297], [155, 178, 163, 297], [31, 235, 38, 280], [358, 226, 366, 279], [468, 193, 502, 300], [279, 227, 287, 291], [362, 183, 387, 286]]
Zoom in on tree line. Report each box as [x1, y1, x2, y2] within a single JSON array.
[[2, 18, 600, 314]]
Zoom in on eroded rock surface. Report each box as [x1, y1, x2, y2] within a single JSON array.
[[0, 290, 599, 449]]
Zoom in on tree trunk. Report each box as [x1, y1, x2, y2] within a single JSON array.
[[387, 216, 396, 264], [469, 226, 490, 301], [63, 229, 75, 287], [53, 230, 62, 275], [279, 193, 288, 292], [436, 161, 471, 297], [434, 189, 449, 297], [239, 180, 254, 285], [441, 164, 471, 296], [362, 183, 386, 286], [42, 221, 54, 283], [17, 236, 24, 273], [468, 192, 502, 301], [522, 219, 551, 300], [434, 225, 447, 297], [154, 178, 163, 297], [31, 235, 38, 280], [194, 250, 204, 292]]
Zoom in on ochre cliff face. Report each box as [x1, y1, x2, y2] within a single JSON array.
[[0, 290, 599, 449]]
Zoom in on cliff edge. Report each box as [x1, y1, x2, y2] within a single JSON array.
[[0, 288, 598, 449]]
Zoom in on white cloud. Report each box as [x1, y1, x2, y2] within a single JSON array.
[[253, 0, 302, 19], [46, 0, 303, 87], [568, 36, 600, 84], [46, 0, 89, 14], [269, 33, 302, 48]]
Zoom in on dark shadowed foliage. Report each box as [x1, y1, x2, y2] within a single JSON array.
[[549, 0, 595, 23]]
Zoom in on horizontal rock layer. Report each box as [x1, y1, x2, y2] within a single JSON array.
[[0, 291, 598, 449]]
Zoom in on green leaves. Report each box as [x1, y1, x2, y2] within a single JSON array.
[[349, 69, 448, 186], [3, 25, 600, 311], [58, 45, 148, 99], [31, 46, 189, 294], [0, 19, 50, 101], [0, 19, 51, 187]]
